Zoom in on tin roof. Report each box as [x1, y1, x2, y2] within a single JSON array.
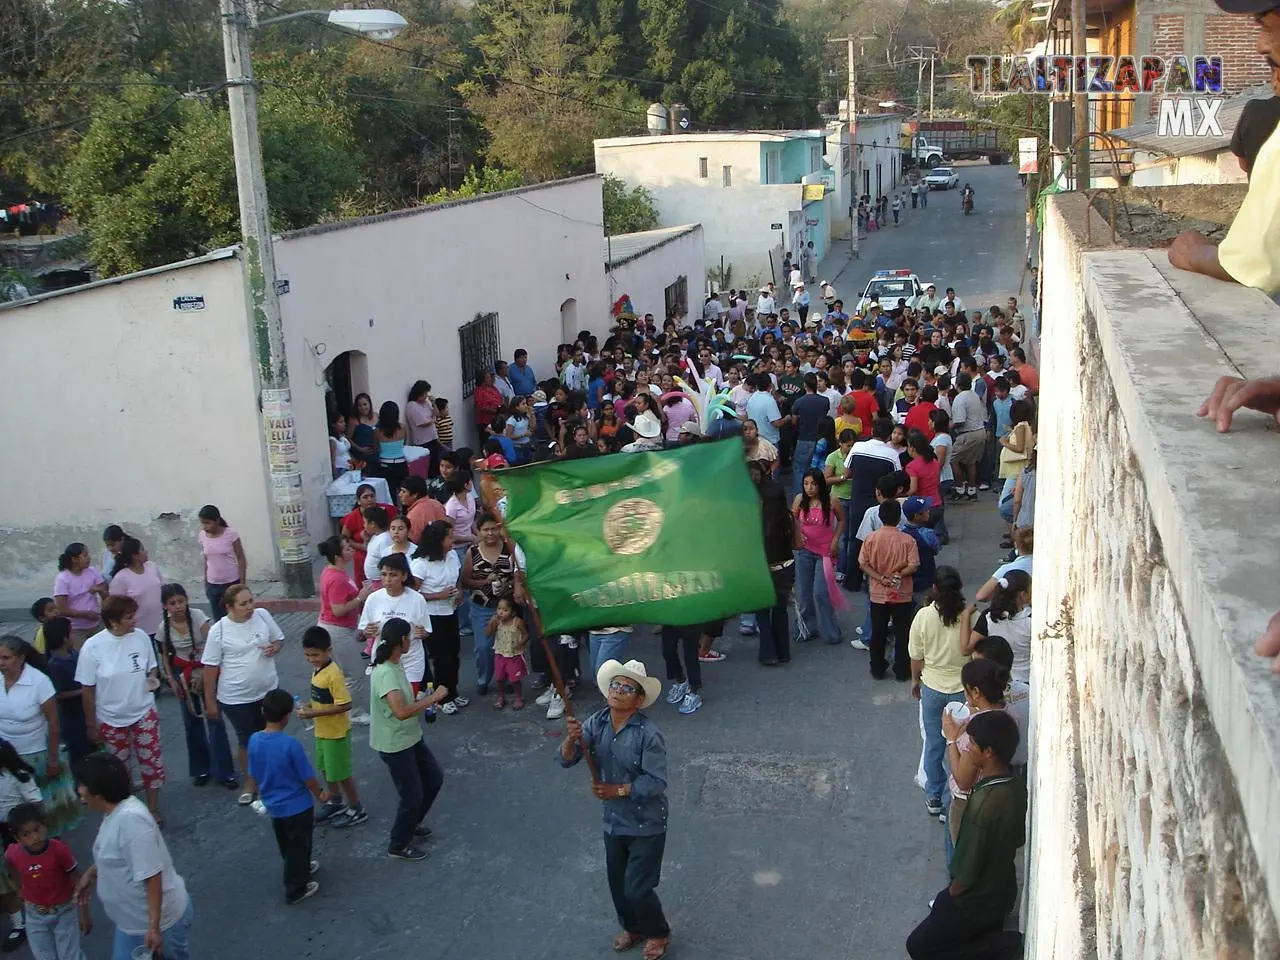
[[604, 224, 702, 269], [1108, 88, 1273, 158]]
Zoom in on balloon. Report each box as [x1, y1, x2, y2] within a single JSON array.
[[659, 390, 687, 405]]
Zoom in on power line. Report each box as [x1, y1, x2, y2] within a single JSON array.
[[0, 84, 225, 148]]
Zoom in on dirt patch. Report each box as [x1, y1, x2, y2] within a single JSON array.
[[1085, 184, 1247, 247]]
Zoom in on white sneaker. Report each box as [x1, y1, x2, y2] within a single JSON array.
[[250, 799, 268, 817], [546, 693, 565, 719], [349, 710, 371, 726], [850, 639, 869, 651], [536, 687, 556, 707], [666, 681, 689, 705], [855, 626, 865, 636], [364, 665, 373, 677]]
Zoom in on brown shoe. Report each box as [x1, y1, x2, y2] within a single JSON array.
[[642, 937, 670, 960], [612, 931, 643, 952]]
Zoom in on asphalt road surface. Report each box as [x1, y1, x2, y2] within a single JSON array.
[[0, 165, 1030, 960]]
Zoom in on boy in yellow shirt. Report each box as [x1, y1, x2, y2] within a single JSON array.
[[297, 627, 367, 828]]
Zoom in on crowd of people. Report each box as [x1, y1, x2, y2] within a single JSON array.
[[5, 259, 1044, 957]]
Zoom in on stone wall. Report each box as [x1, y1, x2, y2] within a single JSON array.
[[1031, 194, 1280, 958]]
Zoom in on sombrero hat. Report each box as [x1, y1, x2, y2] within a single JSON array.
[[596, 659, 662, 708]]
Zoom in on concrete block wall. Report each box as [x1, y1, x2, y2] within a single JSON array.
[[1031, 196, 1280, 957]]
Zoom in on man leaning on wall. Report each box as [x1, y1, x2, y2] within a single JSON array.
[[1173, 1, 1280, 673]]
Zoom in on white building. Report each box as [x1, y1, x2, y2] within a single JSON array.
[[603, 224, 706, 324], [850, 113, 906, 202], [0, 176, 608, 595], [594, 131, 833, 290]]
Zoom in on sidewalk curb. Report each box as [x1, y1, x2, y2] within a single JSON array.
[[0, 596, 320, 625]]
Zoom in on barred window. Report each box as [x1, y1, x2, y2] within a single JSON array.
[[459, 311, 500, 399]]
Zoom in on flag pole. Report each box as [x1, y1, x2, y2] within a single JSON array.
[[477, 468, 601, 786]]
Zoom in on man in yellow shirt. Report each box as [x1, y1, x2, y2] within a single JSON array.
[[1168, 3, 1280, 294]]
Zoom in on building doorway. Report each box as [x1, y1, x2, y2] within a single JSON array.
[[560, 298, 578, 343], [324, 349, 369, 422]]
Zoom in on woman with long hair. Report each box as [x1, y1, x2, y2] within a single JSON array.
[[410, 522, 469, 714], [461, 514, 521, 697], [907, 566, 971, 818], [904, 429, 944, 538], [52, 543, 107, 649], [317, 537, 373, 672], [156, 584, 239, 789], [405, 380, 445, 479], [939, 657, 1011, 861], [791, 468, 846, 645], [329, 411, 352, 478], [928, 409, 954, 544], [341, 483, 397, 588], [752, 463, 799, 665], [376, 401, 409, 495], [348, 393, 380, 474], [962, 569, 1032, 684], [369, 619, 449, 861], [810, 415, 837, 471], [0, 636, 82, 838], [197, 505, 246, 621], [108, 537, 165, 640]]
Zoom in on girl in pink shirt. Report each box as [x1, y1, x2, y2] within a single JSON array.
[[317, 537, 373, 662], [108, 537, 165, 636], [53, 543, 107, 648], [198, 505, 246, 621]]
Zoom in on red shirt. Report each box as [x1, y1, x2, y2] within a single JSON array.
[[1014, 363, 1040, 392], [6, 839, 77, 906], [903, 401, 937, 439], [341, 503, 397, 587], [474, 385, 503, 426], [906, 455, 943, 505], [319, 565, 360, 628], [851, 390, 880, 431]]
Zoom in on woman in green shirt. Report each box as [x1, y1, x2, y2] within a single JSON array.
[[369, 618, 449, 862]]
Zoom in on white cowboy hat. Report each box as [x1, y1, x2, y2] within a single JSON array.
[[596, 659, 662, 708], [632, 411, 662, 439]]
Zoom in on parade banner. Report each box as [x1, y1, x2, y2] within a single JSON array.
[[501, 443, 775, 633]]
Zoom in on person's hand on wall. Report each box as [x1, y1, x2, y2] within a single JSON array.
[[1197, 375, 1280, 432], [1257, 612, 1280, 673]]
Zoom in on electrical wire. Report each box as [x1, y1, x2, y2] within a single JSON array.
[[0, 82, 228, 147]]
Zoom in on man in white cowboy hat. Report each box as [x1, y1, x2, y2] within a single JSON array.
[[622, 410, 663, 453], [560, 659, 671, 960]]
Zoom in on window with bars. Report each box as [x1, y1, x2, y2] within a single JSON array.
[[698, 157, 708, 178], [722, 165, 732, 187], [459, 311, 500, 398]]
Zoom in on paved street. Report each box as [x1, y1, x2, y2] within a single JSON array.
[[0, 163, 1028, 960]]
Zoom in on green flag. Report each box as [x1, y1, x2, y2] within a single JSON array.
[[500, 442, 776, 634]]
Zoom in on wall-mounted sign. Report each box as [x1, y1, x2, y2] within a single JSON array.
[[801, 184, 826, 202], [173, 295, 205, 312], [770, 222, 784, 230], [275, 279, 290, 295], [1018, 137, 1039, 174]]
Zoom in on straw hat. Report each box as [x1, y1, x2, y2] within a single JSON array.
[[596, 659, 662, 708], [632, 411, 662, 439]]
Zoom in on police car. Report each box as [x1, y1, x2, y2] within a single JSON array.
[[853, 269, 925, 316]]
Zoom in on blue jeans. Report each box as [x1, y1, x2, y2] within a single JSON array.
[[379, 740, 444, 849], [791, 440, 817, 497], [794, 549, 841, 644], [180, 701, 236, 781], [860, 582, 873, 638], [921, 684, 966, 804], [454, 547, 472, 633], [113, 900, 194, 960], [999, 477, 1017, 523], [839, 498, 856, 575], [469, 601, 497, 690], [589, 632, 631, 678]]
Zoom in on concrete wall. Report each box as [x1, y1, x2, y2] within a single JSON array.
[[851, 114, 904, 201], [0, 254, 275, 593], [0, 177, 608, 595], [1031, 193, 1280, 957], [1128, 148, 1246, 186], [595, 137, 810, 284], [605, 227, 706, 325]]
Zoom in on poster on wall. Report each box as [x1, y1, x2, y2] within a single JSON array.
[[1018, 137, 1039, 174]]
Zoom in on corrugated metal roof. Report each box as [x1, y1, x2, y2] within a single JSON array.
[[604, 224, 701, 269], [1109, 88, 1272, 158]]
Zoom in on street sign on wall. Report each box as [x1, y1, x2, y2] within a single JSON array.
[[1018, 136, 1039, 174]]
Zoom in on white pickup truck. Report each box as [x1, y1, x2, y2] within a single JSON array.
[[923, 166, 959, 190]]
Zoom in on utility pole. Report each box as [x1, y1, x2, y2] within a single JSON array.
[[908, 45, 939, 122], [220, 0, 313, 597], [1071, 0, 1089, 189], [828, 37, 859, 261], [929, 53, 935, 118], [827, 37, 857, 122]]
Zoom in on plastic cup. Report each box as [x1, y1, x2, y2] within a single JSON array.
[[131, 946, 154, 960]]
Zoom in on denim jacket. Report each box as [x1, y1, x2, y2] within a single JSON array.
[[558, 708, 668, 836]]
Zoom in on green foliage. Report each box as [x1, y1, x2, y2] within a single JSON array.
[[62, 70, 360, 275], [423, 166, 525, 204], [602, 174, 658, 234]]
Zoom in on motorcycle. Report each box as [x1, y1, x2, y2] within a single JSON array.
[[962, 193, 974, 215]]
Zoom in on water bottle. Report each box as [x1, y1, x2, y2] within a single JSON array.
[[423, 683, 437, 723]]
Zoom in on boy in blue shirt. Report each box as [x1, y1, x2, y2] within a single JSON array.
[[899, 497, 941, 609], [248, 689, 330, 905]]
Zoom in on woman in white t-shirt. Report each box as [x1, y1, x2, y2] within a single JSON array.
[[0, 636, 83, 838], [410, 521, 468, 715], [74, 753, 193, 960], [76, 595, 164, 824], [962, 570, 1033, 686], [200, 585, 283, 810], [358, 554, 430, 694]]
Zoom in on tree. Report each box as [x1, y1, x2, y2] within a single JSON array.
[[62, 70, 362, 275], [423, 165, 524, 204], [602, 174, 658, 234]]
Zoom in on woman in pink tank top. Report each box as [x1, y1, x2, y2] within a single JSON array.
[[791, 469, 849, 644]]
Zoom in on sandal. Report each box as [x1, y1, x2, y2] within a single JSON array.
[[494, 696, 505, 710], [612, 931, 643, 952], [642, 937, 670, 960], [512, 697, 525, 711]]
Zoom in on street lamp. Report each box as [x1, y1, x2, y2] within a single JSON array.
[[218, 1, 407, 596]]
